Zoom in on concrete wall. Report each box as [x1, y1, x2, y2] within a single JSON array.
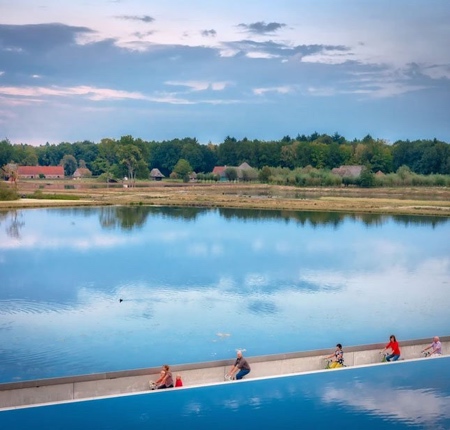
[[1, 337, 448, 410]]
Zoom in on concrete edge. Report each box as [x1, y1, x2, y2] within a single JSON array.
[[1, 336, 447, 391], [3, 354, 449, 412]]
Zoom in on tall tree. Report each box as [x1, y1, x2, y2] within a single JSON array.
[[117, 144, 142, 185], [61, 154, 77, 176], [0, 139, 13, 167], [173, 158, 192, 182]]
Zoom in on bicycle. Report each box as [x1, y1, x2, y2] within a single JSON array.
[[324, 358, 344, 369], [380, 352, 388, 362]]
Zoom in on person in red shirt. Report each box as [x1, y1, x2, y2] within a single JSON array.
[[381, 335, 401, 361]]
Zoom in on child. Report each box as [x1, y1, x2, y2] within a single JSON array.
[[175, 374, 183, 387]]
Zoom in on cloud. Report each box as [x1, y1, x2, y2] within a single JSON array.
[[165, 80, 229, 91], [132, 31, 155, 39], [301, 49, 355, 65], [420, 63, 450, 80], [253, 86, 294, 96], [0, 85, 148, 102], [201, 29, 217, 37], [115, 15, 155, 23], [221, 40, 350, 62], [344, 68, 430, 98], [306, 87, 338, 97], [238, 21, 286, 35], [245, 51, 280, 59], [0, 23, 94, 53]]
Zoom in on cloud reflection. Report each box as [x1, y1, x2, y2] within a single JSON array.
[[0, 232, 140, 250], [322, 382, 450, 426], [1, 208, 450, 380]]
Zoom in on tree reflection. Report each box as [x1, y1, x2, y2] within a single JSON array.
[[99, 206, 150, 230], [92, 206, 450, 231], [0, 210, 25, 239]]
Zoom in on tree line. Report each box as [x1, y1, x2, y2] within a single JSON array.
[[1, 133, 449, 180]]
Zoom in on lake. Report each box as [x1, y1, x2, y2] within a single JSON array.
[[0, 207, 449, 382]]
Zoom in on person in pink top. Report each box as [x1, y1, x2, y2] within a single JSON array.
[[381, 334, 401, 361], [422, 336, 442, 356]]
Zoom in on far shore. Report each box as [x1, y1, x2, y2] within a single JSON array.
[[1, 180, 450, 217]]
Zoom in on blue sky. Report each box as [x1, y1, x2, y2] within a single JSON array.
[[1, 0, 449, 145]]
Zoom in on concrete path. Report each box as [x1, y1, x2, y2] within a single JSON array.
[[0, 336, 448, 411]]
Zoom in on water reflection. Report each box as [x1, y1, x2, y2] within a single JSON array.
[[0, 210, 25, 239], [99, 206, 150, 230], [43, 206, 450, 231], [323, 382, 450, 426], [1, 359, 448, 429], [320, 361, 450, 427], [0, 207, 449, 382]]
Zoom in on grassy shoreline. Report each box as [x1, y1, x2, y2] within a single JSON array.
[[1, 181, 450, 216]]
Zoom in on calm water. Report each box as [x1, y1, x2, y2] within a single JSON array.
[[1, 358, 449, 429], [0, 207, 449, 382]]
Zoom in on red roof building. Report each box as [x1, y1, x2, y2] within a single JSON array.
[[17, 166, 65, 179], [212, 166, 227, 177]]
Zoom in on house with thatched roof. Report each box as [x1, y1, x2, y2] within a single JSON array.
[[73, 167, 92, 179], [237, 162, 257, 181], [150, 168, 165, 181], [212, 162, 256, 181], [331, 165, 364, 178], [238, 162, 252, 170]]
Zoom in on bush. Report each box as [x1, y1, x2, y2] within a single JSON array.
[[431, 175, 449, 186], [98, 173, 117, 183], [0, 182, 19, 201], [27, 190, 80, 200], [357, 169, 375, 188]]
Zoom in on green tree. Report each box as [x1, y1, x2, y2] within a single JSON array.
[[358, 168, 375, 188], [149, 140, 182, 176], [91, 138, 118, 176], [0, 139, 13, 167], [22, 146, 38, 166], [397, 165, 412, 179], [61, 154, 77, 176], [172, 158, 192, 182], [280, 144, 297, 169], [225, 167, 238, 181], [117, 144, 142, 185], [259, 166, 272, 183]]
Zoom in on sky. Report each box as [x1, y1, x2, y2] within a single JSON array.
[[0, 0, 449, 146]]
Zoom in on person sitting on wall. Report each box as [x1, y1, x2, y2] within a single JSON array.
[[149, 369, 165, 390], [157, 364, 174, 389]]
